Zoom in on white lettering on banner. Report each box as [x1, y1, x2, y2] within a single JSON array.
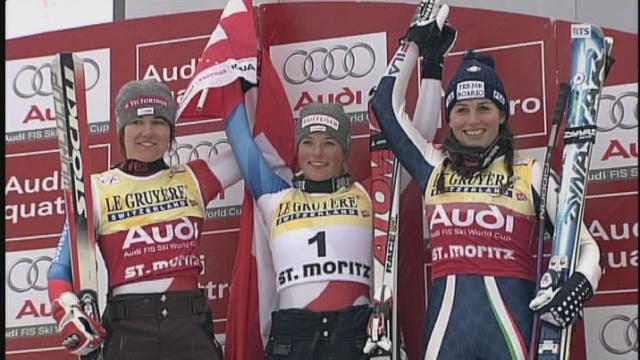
[[509, 97, 542, 115], [6, 169, 66, 221], [604, 250, 638, 268], [122, 217, 199, 249], [5, 171, 63, 195], [429, 204, 514, 233], [431, 245, 516, 261], [5, 197, 66, 225], [143, 57, 197, 82], [590, 220, 639, 241], [172, 88, 188, 108], [198, 280, 229, 300]]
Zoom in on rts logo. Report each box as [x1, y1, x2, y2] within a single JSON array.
[[571, 24, 591, 39]]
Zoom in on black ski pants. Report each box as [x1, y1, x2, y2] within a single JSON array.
[[101, 289, 223, 360], [265, 305, 372, 360]]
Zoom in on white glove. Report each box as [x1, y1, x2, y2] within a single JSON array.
[[52, 292, 106, 356]]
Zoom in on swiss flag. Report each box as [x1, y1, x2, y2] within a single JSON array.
[[176, 0, 296, 358]]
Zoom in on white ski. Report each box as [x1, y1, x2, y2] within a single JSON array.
[[51, 52, 103, 360], [535, 24, 613, 360]]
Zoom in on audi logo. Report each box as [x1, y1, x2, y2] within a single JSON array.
[[282, 43, 376, 84], [600, 314, 638, 355], [597, 91, 638, 132], [7, 256, 52, 292], [12, 58, 100, 99], [168, 140, 230, 166]]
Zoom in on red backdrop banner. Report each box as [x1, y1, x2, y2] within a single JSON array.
[[5, 3, 637, 359]]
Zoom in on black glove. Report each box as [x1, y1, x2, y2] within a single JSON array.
[[529, 271, 594, 328], [404, 0, 457, 80], [420, 25, 457, 80]]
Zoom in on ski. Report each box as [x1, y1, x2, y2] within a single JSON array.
[[536, 24, 613, 360], [51, 53, 103, 360], [365, 2, 441, 357], [529, 82, 571, 359], [365, 119, 404, 360]]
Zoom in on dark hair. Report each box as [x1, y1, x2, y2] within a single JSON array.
[[436, 122, 516, 195]]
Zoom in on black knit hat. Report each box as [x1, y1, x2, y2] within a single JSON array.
[[444, 51, 509, 122], [115, 79, 177, 131]]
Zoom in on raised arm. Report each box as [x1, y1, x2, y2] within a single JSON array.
[[184, 146, 243, 205], [225, 101, 290, 199], [370, 4, 455, 193]]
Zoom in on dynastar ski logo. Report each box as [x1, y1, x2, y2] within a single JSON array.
[[559, 36, 606, 225], [563, 150, 588, 223], [564, 127, 597, 143]]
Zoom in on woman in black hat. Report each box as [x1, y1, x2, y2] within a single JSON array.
[[47, 79, 237, 359], [370, 4, 603, 359]]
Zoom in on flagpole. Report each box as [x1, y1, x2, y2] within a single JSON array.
[[197, 88, 209, 111]]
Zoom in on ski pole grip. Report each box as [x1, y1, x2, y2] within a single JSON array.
[[552, 83, 571, 126], [78, 289, 103, 360], [78, 289, 101, 322]]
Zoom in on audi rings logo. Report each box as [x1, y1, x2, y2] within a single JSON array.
[[599, 314, 638, 355], [7, 256, 53, 292], [282, 43, 376, 84], [168, 140, 230, 166], [12, 58, 100, 99], [597, 91, 638, 132]]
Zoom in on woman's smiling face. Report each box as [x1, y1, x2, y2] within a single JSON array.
[[449, 98, 505, 148]]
